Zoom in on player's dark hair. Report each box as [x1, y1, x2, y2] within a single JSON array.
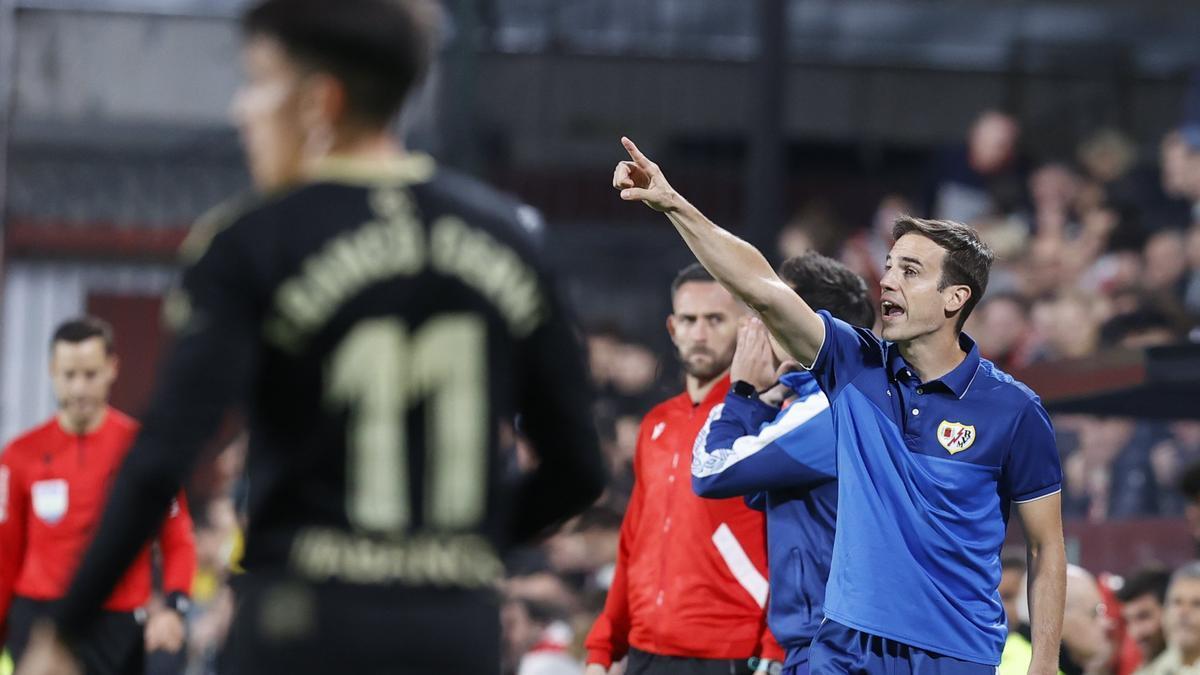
[[241, 0, 434, 128], [1116, 566, 1171, 605], [51, 317, 115, 355], [671, 262, 716, 296], [778, 252, 874, 328], [892, 216, 994, 332]]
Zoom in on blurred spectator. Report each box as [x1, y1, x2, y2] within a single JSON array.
[[998, 563, 1033, 675], [1152, 423, 1200, 516], [776, 200, 843, 260], [1064, 418, 1161, 521], [1179, 464, 1200, 556], [1022, 237, 1070, 299], [928, 110, 1026, 225], [1000, 553, 1027, 629], [608, 342, 658, 403], [544, 508, 621, 578], [587, 324, 625, 396], [1099, 308, 1181, 350], [971, 293, 1037, 371], [1101, 571, 1148, 675], [1183, 222, 1200, 315], [1136, 561, 1200, 675], [840, 194, 910, 302], [1029, 162, 1082, 240], [1116, 566, 1171, 668], [503, 594, 583, 675], [1142, 229, 1190, 297], [1159, 130, 1200, 206], [1062, 565, 1116, 675], [1079, 129, 1138, 189], [1037, 292, 1105, 362]]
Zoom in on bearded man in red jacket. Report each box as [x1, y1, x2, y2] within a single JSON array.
[[585, 264, 783, 675], [0, 317, 196, 674]]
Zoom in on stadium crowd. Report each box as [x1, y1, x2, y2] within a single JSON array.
[[492, 108, 1200, 674]]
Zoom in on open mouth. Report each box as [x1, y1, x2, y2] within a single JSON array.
[[881, 300, 906, 320]]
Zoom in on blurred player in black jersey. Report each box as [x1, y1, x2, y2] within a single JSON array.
[[16, 1, 606, 673]]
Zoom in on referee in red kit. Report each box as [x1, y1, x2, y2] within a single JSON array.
[[0, 318, 196, 674], [585, 264, 783, 675]]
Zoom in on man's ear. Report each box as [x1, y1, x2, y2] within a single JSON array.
[[945, 284, 971, 315], [298, 73, 345, 149], [666, 314, 677, 342]]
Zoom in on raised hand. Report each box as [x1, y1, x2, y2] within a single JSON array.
[[613, 137, 679, 213], [730, 317, 779, 392]]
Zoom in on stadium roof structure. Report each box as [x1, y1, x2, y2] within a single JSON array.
[[1020, 343, 1200, 420]]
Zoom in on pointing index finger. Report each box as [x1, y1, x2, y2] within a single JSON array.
[[621, 136, 652, 169]]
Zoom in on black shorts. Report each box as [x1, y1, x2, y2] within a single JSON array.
[[224, 574, 501, 675], [626, 647, 758, 675], [6, 596, 145, 675]]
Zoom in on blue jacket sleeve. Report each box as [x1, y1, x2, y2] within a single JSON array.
[[691, 390, 837, 499]]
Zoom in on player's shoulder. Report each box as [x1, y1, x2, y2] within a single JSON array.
[[179, 191, 273, 264], [419, 165, 543, 248], [179, 182, 343, 263], [104, 408, 141, 435], [641, 391, 692, 426], [973, 358, 1043, 410], [2, 417, 61, 462]]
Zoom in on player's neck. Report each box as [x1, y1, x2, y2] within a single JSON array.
[[897, 327, 965, 384], [686, 369, 728, 405], [1181, 645, 1200, 668], [307, 131, 403, 171], [57, 406, 107, 436]]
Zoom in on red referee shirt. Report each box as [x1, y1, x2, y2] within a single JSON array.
[[585, 377, 783, 668], [0, 407, 196, 642]]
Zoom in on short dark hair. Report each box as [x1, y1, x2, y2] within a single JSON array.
[[51, 317, 115, 354], [892, 216, 994, 331], [242, 0, 434, 128], [671, 262, 716, 296], [1116, 566, 1171, 605], [778, 252, 874, 328]]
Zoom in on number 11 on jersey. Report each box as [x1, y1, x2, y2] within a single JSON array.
[[327, 315, 488, 534]]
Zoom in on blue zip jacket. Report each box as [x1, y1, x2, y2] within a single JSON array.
[[691, 371, 837, 668]]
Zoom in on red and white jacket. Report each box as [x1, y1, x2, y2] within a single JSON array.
[[0, 407, 196, 642], [585, 377, 783, 668]]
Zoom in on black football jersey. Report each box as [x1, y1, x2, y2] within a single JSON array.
[[55, 155, 605, 638]]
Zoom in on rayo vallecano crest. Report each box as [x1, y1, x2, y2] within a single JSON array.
[[937, 420, 976, 455]]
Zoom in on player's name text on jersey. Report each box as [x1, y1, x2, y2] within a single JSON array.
[[266, 187, 545, 352], [288, 527, 504, 588]]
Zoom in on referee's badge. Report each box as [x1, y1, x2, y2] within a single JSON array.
[[31, 479, 69, 525], [937, 420, 977, 454]]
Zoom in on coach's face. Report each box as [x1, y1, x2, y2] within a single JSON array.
[[233, 35, 310, 190], [880, 234, 970, 343], [667, 281, 741, 383], [50, 337, 117, 433]]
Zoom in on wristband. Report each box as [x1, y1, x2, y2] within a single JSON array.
[[731, 380, 759, 399], [164, 591, 191, 617]]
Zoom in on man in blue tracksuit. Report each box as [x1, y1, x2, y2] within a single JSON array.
[[691, 253, 875, 675]]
